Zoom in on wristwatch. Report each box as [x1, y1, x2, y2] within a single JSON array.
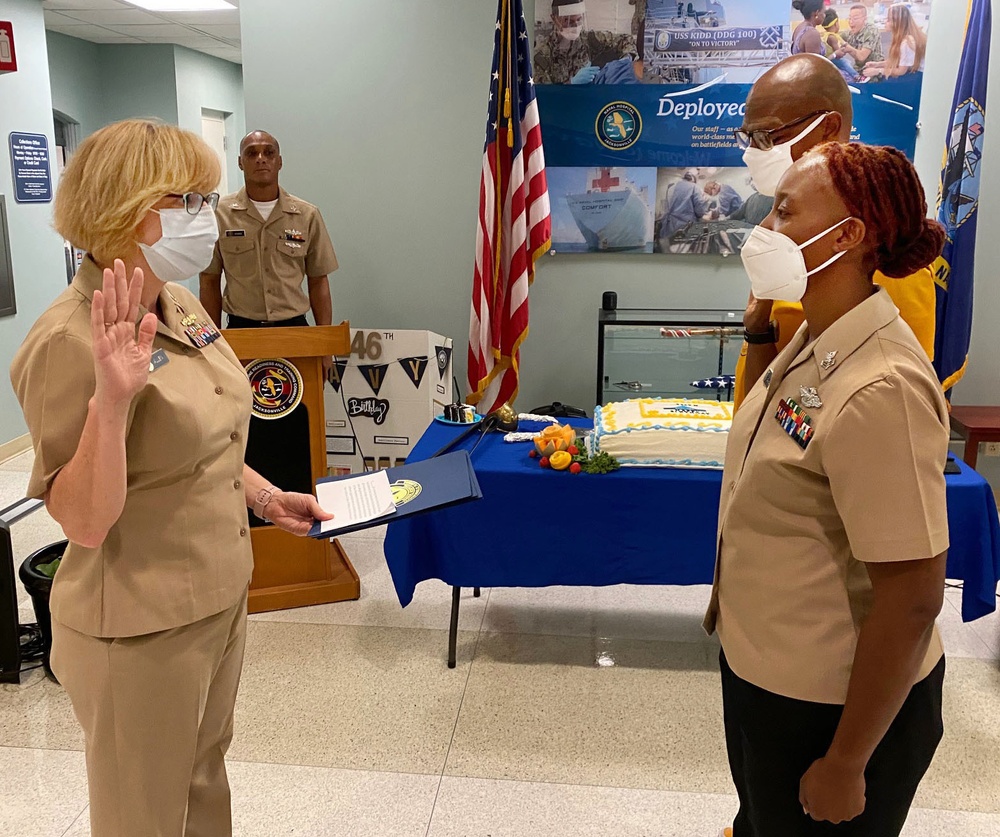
[[253, 486, 280, 522], [744, 321, 778, 345]]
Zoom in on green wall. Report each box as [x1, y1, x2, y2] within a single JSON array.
[[0, 2, 75, 443], [173, 45, 246, 194], [101, 44, 179, 127], [47, 31, 105, 140]]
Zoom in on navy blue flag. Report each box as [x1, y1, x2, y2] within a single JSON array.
[[933, 0, 991, 393]]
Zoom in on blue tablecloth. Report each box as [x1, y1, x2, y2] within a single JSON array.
[[383, 419, 1000, 622]]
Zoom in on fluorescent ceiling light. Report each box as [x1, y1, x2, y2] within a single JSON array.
[[124, 0, 236, 11]]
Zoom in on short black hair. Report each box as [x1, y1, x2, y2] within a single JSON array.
[[792, 0, 825, 19]]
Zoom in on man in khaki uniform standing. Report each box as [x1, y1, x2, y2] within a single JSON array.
[[200, 130, 339, 374]]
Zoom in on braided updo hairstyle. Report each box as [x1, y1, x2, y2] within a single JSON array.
[[812, 142, 945, 278]]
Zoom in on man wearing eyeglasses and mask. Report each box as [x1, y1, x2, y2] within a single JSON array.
[[199, 130, 338, 374], [730, 54, 936, 410], [534, 0, 639, 85]]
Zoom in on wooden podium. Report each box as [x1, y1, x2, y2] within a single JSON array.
[[223, 323, 360, 613]]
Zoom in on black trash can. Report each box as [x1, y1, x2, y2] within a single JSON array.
[[18, 540, 66, 681]]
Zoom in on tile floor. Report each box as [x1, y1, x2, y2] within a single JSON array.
[[2, 448, 999, 836]]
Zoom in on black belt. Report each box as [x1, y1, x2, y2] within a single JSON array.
[[226, 314, 310, 329]]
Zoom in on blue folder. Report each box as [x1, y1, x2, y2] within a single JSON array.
[[307, 450, 483, 538]]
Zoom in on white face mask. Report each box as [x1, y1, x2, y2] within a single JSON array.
[[740, 217, 852, 301], [742, 113, 829, 197], [560, 24, 582, 40], [138, 207, 219, 284]]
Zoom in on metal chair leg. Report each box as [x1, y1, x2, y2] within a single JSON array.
[[473, 587, 481, 598]]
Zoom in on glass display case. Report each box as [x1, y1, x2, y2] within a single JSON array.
[[596, 308, 744, 407]]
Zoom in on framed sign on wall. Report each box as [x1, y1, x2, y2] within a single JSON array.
[[0, 196, 14, 317]]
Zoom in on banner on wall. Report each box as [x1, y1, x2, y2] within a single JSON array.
[[535, 0, 933, 255]]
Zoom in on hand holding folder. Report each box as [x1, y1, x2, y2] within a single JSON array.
[[308, 450, 483, 538]]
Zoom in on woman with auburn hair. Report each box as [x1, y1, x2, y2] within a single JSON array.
[[708, 142, 948, 837], [10, 119, 331, 837], [863, 3, 927, 78]]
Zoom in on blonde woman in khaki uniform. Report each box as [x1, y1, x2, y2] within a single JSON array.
[[11, 120, 332, 837]]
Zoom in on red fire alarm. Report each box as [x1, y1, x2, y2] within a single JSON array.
[[0, 22, 17, 74]]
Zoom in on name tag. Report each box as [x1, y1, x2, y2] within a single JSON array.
[[149, 348, 169, 372], [225, 229, 246, 237], [775, 398, 814, 449]]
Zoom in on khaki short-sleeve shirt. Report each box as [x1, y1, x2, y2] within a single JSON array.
[[10, 257, 255, 638], [704, 288, 949, 704], [206, 187, 338, 321]]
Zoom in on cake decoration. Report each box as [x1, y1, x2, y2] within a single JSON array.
[[590, 397, 732, 469]]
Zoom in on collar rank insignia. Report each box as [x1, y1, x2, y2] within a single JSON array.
[[821, 350, 838, 370], [775, 398, 814, 450]]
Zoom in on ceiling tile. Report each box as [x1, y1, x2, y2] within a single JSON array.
[[43, 10, 83, 24], [41, 22, 123, 39], [106, 23, 201, 38], [56, 8, 167, 25], [159, 10, 239, 25], [86, 33, 147, 43], [42, 0, 130, 10], [160, 35, 226, 48], [184, 23, 240, 39]]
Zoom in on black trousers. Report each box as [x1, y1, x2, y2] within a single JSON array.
[[721, 651, 944, 837], [226, 313, 309, 329]]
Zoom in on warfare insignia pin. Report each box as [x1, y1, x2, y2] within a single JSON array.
[[799, 386, 823, 409]]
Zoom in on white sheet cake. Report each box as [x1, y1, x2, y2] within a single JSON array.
[[590, 398, 733, 468]]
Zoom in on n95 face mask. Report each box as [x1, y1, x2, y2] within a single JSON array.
[[742, 113, 829, 198], [138, 207, 219, 284], [740, 217, 852, 301]]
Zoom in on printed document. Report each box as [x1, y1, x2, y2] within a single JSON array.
[[316, 470, 396, 534]]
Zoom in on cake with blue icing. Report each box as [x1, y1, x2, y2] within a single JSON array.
[[590, 398, 732, 469]]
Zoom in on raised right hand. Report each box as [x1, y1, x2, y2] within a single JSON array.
[[743, 290, 774, 334], [90, 259, 158, 407]]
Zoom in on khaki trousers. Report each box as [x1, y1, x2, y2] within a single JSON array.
[[50, 593, 248, 837]]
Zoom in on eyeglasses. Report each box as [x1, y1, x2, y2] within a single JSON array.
[[732, 110, 831, 151], [166, 192, 220, 215]]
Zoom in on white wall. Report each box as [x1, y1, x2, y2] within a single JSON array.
[[239, 0, 992, 421], [0, 2, 70, 444]]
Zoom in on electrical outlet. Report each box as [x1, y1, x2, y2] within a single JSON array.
[[985, 442, 1000, 457]]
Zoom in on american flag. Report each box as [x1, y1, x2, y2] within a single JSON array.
[[467, 0, 551, 414]]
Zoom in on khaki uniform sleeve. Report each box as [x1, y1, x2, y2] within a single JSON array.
[[11, 330, 97, 499], [205, 237, 224, 275], [877, 267, 937, 362], [822, 375, 949, 564], [305, 209, 338, 277]]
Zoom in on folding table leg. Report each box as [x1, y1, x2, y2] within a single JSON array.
[[448, 586, 461, 669]]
